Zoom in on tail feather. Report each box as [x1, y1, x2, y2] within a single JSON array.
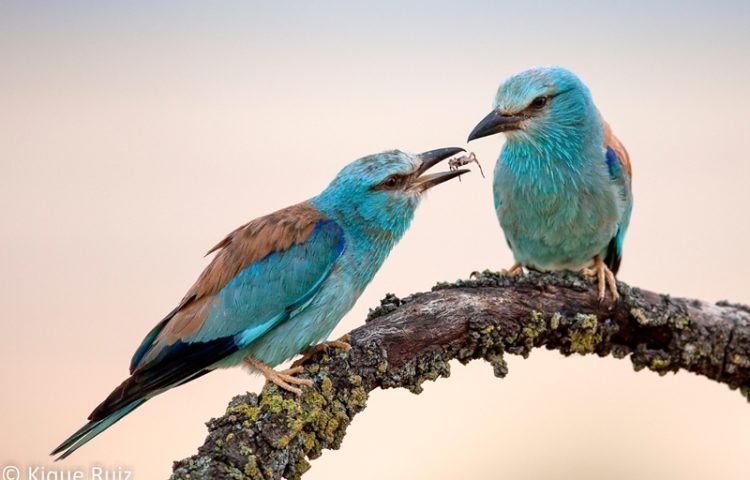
[[51, 399, 146, 460], [52, 330, 234, 459], [604, 235, 622, 275]]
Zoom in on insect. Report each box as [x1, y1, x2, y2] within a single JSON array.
[[449, 152, 484, 180]]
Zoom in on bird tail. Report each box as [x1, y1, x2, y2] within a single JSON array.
[[50, 398, 147, 460]]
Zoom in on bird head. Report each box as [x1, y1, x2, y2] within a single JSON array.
[[314, 147, 468, 241], [468, 66, 596, 145]]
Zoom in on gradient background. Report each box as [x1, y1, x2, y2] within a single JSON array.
[[2, 1, 749, 479]]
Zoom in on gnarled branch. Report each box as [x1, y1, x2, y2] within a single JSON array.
[[170, 271, 750, 480]]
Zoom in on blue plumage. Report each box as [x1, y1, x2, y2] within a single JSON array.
[[52, 147, 468, 459], [468, 66, 633, 299]]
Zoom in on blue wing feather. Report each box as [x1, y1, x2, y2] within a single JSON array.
[[190, 219, 345, 345], [91, 219, 345, 421], [604, 146, 632, 273], [129, 315, 172, 371], [54, 206, 346, 459]]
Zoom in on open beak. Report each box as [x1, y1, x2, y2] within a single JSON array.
[[409, 147, 469, 192], [467, 110, 524, 142]]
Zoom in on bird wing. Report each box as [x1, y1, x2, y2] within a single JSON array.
[[88, 201, 344, 422], [602, 120, 633, 274]]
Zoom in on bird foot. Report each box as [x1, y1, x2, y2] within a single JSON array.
[[291, 334, 352, 369], [501, 262, 524, 277], [580, 255, 619, 301], [244, 357, 314, 396]]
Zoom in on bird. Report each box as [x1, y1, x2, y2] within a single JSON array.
[[467, 66, 632, 300], [51, 147, 469, 460]]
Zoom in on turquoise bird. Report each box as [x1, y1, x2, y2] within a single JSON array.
[[468, 66, 632, 299], [51, 147, 468, 459]]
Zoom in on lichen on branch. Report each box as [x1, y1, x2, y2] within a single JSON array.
[[171, 271, 750, 480]]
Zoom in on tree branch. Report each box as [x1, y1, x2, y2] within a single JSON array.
[[170, 271, 750, 480]]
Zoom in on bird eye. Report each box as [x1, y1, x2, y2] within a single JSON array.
[[372, 174, 405, 191], [530, 96, 549, 109]]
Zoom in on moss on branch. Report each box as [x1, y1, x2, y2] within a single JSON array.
[[171, 271, 750, 480]]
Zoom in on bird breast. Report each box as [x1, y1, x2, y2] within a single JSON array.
[[494, 159, 623, 271]]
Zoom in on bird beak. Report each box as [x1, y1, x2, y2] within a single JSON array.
[[467, 110, 524, 142], [409, 147, 469, 192]]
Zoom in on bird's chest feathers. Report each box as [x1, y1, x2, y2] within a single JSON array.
[[495, 151, 622, 268]]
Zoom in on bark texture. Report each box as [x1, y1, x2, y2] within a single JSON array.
[[170, 271, 750, 480]]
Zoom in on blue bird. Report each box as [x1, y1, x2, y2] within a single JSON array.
[[51, 147, 468, 459], [468, 66, 632, 299]]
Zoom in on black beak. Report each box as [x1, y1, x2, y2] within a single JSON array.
[[410, 147, 469, 192], [467, 110, 524, 142], [415, 147, 465, 175]]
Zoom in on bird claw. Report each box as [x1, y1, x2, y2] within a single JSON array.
[[279, 365, 305, 376], [291, 334, 352, 369], [501, 262, 524, 277], [580, 255, 619, 301], [245, 357, 314, 396]]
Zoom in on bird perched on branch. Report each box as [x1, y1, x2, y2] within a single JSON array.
[[52, 147, 469, 459], [468, 66, 632, 300]]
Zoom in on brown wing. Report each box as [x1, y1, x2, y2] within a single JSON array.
[[129, 200, 326, 372], [603, 119, 632, 177], [601, 117, 633, 275]]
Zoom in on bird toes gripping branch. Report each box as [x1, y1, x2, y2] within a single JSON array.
[[581, 255, 619, 301], [244, 357, 314, 396], [291, 334, 352, 369], [502, 262, 524, 277]]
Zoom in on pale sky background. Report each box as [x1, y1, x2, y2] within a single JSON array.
[[2, 1, 750, 479]]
